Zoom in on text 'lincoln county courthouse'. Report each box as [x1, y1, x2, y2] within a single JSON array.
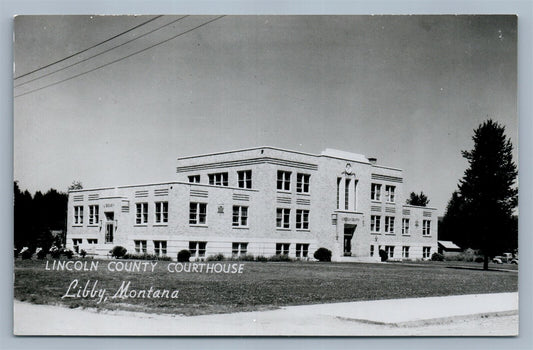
[[67, 147, 438, 262]]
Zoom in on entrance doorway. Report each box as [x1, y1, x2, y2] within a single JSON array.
[[105, 212, 114, 243], [343, 224, 356, 256]]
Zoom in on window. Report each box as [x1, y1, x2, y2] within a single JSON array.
[[423, 246, 431, 259], [296, 209, 309, 230], [422, 220, 431, 236], [188, 175, 200, 183], [295, 243, 309, 258], [296, 173, 310, 193], [276, 208, 290, 229], [402, 246, 410, 258], [371, 183, 382, 201], [385, 245, 395, 258], [384, 216, 395, 234], [276, 243, 290, 255], [402, 218, 410, 235], [208, 172, 228, 186], [371, 215, 381, 233], [87, 239, 98, 244], [189, 202, 207, 225], [232, 242, 248, 256], [88, 205, 99, 225], [232, 206, 248, 227], [277, 171, 291, 191], [155, 201, 168, 224], [385, 185, 396, 203], [336, 177, 341, 209], [370, 245, 375, 257], [135, 240, 147, 254], [154, 240, 167, 256], [136, 203, 148, 224], [237, 170, 252, 189], [72, 239, 82, 253], [74, 206, 83, 225], [344, 178, 351, 210], [189, 241, 207, 258]]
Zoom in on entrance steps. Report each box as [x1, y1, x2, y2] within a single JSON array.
[[336, 256, 382, 263]]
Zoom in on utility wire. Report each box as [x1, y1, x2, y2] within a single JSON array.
[[15, 15, 188, 88], [14, 16, 225, 99], [14, 15, 163, 80]]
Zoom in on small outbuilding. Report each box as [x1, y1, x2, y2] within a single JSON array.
[[438, 240, 462, 257]]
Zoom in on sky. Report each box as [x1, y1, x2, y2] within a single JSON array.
[[13, 15, 518, 216]]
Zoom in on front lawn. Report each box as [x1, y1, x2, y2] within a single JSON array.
[[14, 259, 518, 316]]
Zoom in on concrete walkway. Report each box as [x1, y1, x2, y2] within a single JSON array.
[[14, 292, 518, 336]]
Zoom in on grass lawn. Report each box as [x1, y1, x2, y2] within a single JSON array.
[[14, 259, 518, 316]]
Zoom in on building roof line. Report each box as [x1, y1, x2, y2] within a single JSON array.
[[402, 204, 438, 210], [177, 146, 320, 161], [69, 180, 260, 193]]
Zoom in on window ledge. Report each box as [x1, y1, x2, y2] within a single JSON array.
[[402, 234, 411, 237], [385, 233, 396, 236], [153, 224, 168, 227], [296, 192, 310, 196], [371, 200, 382, 203], [296, 229, 311, 232], [134, 224, 148, 227], [423, 235, 433, 237], [277, 190, 292, 194], [190, 224, 208, 228], [276, 228, 291, 231], [72, 224, 83, 227], [87, 224, 99, 227], [385, 201, 396, 204], [371, 232, 381, 235], [232, 226, 249, 230]]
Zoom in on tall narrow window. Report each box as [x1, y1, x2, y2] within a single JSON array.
[[136, 203, 148, 224], [336, 177, 341, 209], [154, 240, 167, 256], [189, 202, 207, 225], [423, 246, 431, 259], [371, 215, 381, 233], [232, 242, 248, 256], [74, 206, 83, 225], [385, 245, 395, 258], [276, 208, 290, 228], [385, 185, 396, 203], [422, 220, 431, 236], [155, 202, 168, 223], [135, 240, 147, 254], [88, 205, 99, 225], [345, 178, 351, 210], [402, 246, 410, 258], [371, 183, 382, 201], [237, 170, 252, 189], [296, 173, 310, 193], [295, 243, 309, 258], [275, 243, 290, 255], [296, 209, 309, 230], [384, 216, 395, 234], [232, 206, 248, 227], [402, 218, 410, 235], [189, 241, 207, 258], [277, 171, 291, 191]]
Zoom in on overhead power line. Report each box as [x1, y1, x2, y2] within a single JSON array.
[[14, 15, 163, 80], [15, 15, 188, 88], [14, 16, 225, 99]]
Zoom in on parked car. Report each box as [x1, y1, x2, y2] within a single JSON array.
[[492, 256, 503, 264], [510, 258, 518, 265]]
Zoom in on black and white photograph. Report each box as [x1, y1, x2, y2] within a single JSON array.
[[13, 14, 519, 336]]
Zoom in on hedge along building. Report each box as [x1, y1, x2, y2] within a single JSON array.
[[66, 147, 438, 262]]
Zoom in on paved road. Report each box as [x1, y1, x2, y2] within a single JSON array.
[[13, 292, 518, 336]]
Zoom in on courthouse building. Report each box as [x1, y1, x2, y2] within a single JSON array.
[[66, 147, 438, 262]]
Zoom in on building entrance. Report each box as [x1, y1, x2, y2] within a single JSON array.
[[104, 212, 114, 244], [343, 224, 356, 256]]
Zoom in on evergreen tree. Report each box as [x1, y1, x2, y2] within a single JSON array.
[[405, 191, 430, 206], [453, 120, 517, 270]]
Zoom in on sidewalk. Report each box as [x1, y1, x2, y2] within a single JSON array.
[[14, 292, 518, 336]]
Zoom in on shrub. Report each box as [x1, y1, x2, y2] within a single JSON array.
[[50, 248, 61, 259], [238, 254, 255, 261], [63, 249, 74, 259], [177, 249, 191, 262], [36, 249, 48, 260], [313, 247, 332, 262], [268, 254, 292, 262], [110, 246, 127, 259], [474, 256, 484, 263], [207, 253, 225, 261], [123, 253, 172, 261], [255, 255, 268, 262], [21, 249, 34, 260], [431, 252, 444, 261], [80, 249, 87, 258], [379, 249, 388, 262]]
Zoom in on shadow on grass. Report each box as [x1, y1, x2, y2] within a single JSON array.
[[446, 266, 517, 273]]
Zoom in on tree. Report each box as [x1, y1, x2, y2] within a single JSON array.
[[68, 181, 83, 191], [449, 120, 517, 270], [405, 191, 430, 206]]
